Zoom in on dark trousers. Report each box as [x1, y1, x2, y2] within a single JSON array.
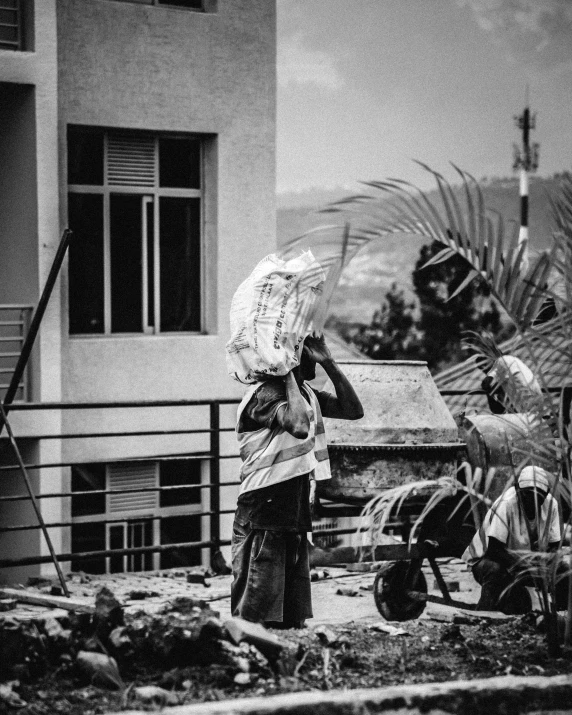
[[472, 557, 531, 613], [472, 557, 570, 614], [231, 517, 312, 628]]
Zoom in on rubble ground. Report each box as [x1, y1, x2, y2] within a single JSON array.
[[0, 561, 571, 714]]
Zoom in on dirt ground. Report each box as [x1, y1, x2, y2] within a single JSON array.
[[8, 614, 572, 714], [2, 562, 572, 714]]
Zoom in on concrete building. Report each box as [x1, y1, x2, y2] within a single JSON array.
[[0, 0, 276, 582]]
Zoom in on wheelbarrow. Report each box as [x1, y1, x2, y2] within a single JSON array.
[[315, 442, 474, 621]]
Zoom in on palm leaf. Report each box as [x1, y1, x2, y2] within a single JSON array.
[[454, 164, 480, 262], [448, 268, 480, 301], [421, 247, 458, 268], [329, 164, 551, 327]]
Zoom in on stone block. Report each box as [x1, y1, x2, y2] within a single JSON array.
[[224, 618, 285, 661], [76, 651, 123, 690]]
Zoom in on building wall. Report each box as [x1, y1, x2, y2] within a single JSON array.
[[0, 443, 43, 584], [1, 0, 276, 580], [0, 84, 38, 306], [0, 0, 60, 403], [55, 0, 277, 571], [0, 1, 64, 582], [57, 0, 277, 404]]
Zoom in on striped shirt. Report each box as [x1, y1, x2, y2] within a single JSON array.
[[462, 486, 561, 566], [235, 380, 333, 531], [236, 380, 331, 495]]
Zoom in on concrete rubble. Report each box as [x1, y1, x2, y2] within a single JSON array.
[[0, 579, 302, 707], [0, 558, 569, 712]]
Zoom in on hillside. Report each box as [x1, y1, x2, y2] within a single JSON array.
[[277, 176, 563, 323]]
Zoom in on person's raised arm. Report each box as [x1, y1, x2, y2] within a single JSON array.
[[274, 370, 310, 438], [304, 333, 364, 420]]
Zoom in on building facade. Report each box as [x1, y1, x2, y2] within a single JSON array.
[[0, 0, 276, 582]]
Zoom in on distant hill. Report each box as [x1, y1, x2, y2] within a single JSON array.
[[277, 175, 563, 323]]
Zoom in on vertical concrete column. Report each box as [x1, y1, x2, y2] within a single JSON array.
[[33, 0, 66, 577]]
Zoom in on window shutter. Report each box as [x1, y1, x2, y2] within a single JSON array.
[[107, 135, 156, 187], [108, 462, 158, 513]]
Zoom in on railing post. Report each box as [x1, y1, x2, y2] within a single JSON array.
[[21, 306, 31, 401], [209, 401, 221, 564]]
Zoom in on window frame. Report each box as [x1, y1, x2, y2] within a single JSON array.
[[103, 0, 214, 11], [154, 0, 206, 9], [71, 458, 207, 573], [67, 129, 205, 337], [0, 0, 22, 52]]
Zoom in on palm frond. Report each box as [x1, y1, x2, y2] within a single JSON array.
[[461, 329, 504, 370], [325, 164, 560, 329], [360, 478, 453, 548]]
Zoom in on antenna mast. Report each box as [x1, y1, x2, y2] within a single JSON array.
[[513, 86, 539, 261]]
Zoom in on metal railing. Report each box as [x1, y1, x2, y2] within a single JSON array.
[[0, 395, 384, 575], [0, 0, 23, 51], [0, 398, 241, 572], [2, 385, 543, 576], [0, 305, 32, 402]]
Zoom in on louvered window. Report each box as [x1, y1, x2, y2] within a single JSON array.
[[107, 135, 156, 188], [67, 127, 203, 335], [71, 458, 205, 574], [108, 462, 158, 513]]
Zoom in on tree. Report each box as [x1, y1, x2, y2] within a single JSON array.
[[413, 240, 505, 371], [350, 283, 421, 361], [337, 242, 506, 371]]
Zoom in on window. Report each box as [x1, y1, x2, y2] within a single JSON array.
[[156, 0, 204, 8], [71, 459, 205, 574], [160, 459, 201, 507], [71, 523, 106, 574], [109, 520, 154, 573], [160, 515, 202, 569], [106, 0, 212, 10], [67, 127, 203, 335], [71, 464, 106, 517], [0, 0, 23, 51], [0, 0, 33, 52]]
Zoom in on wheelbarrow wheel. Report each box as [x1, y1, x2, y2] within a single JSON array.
[[373, 561, 427, 621]]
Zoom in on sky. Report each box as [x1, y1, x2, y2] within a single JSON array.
[[276, 0, 572, 196]]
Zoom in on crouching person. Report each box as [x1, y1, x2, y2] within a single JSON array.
[[462, 466, 562, 614], [231, 333, 363, 629]]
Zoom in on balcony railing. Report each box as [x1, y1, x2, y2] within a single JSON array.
[[0, 388, 513, 575], [0, 0, 23, 51], [0, 304, 32, 402], [0, 399, 240, 573]]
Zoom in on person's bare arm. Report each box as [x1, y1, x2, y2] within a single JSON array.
[[274, 370, 310, 438], [304, 334, 364, 420]]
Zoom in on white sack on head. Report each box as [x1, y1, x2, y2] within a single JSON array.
[[226, 251, 325, 383]]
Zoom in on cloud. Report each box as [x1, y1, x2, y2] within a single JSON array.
[[277, 32, 344, 90], [456, 0, 572, 70]]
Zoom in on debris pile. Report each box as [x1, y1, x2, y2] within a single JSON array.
[[0, 585, 303, 709]]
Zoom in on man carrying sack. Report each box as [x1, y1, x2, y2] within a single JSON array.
[[231, 332, 363, 629]]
